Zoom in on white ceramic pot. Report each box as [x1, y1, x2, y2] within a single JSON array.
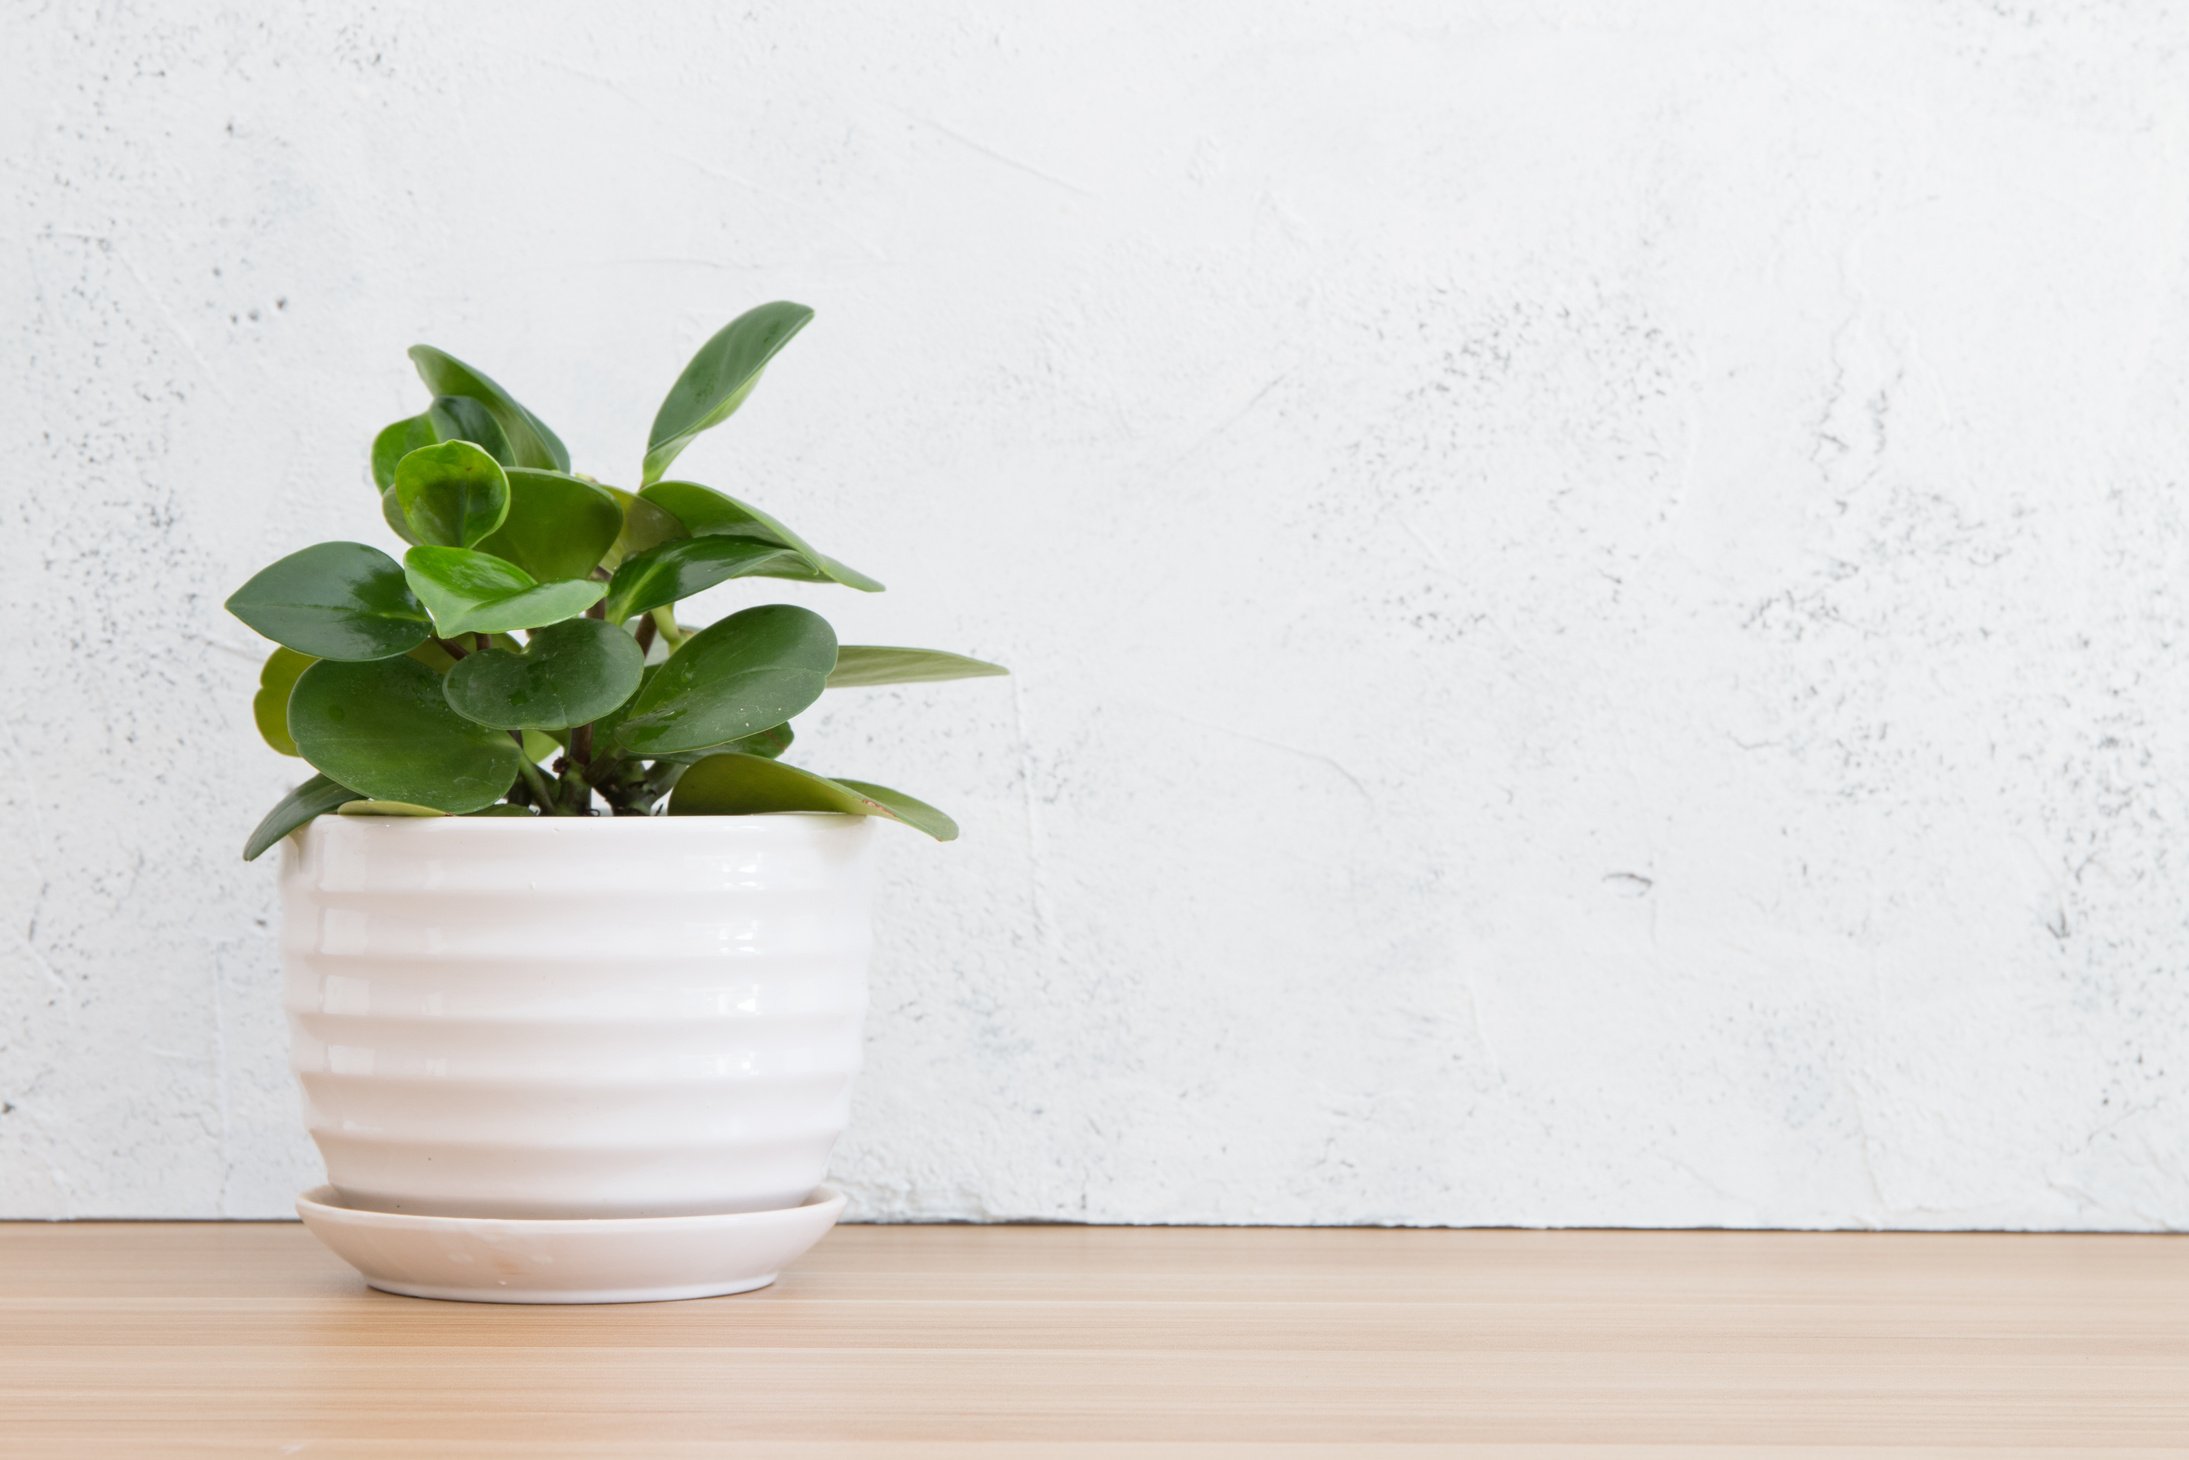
[[280, 814, 877, 1220]]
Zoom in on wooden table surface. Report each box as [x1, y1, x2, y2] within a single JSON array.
[[1, 1222, 2184, 1457]]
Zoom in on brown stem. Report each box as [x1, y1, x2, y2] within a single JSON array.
[[473, 633, 490, 653], [633, 614, 657, 653], [434, 636, 468, 660]]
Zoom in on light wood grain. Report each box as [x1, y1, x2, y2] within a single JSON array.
[[1, 1223, 2184, 1457]]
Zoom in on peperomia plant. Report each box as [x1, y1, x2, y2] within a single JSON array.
[[228, 301, 1004, 860]]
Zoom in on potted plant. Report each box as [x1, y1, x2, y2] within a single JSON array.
[[227, 302, 1004, 1302]]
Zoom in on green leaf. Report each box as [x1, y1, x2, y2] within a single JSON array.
[[610, 604, 836, 757], [668, 754, 958, 840], [243, 774, 359, 861], [371, 413, 437, 491], [403, 546, 606, 637], [642, 301, 814, 485], [602, 486, 687, 569], [288, 656, 520, 813], [585, 661, 655, 752], [426, 395, 514, 464], [393, 440, 510, 549], [641, 480, 882, 592], [829, 646, 1009, 689], [380, 485, 421, 546], [409, 344, 570, 472], [726, 722, 793, 759], [337, 800, 447, 817], [442, 618, 645, 731], [601, 537, 804, 623], [612, 717, 792, 767], [226, 542, 431, 661], [252, 646, 314, 757], [411, 642, 558, 748], [475, 469, 623, 581], [832, 778, 957, 840]]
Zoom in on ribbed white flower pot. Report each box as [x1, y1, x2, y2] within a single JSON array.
[[280, 814, 877, 1223]]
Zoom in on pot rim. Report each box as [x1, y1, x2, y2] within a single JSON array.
[[295, 810, 878, 840]]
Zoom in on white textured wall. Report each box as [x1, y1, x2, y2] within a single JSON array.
[[6, 0, 2188, 1227]]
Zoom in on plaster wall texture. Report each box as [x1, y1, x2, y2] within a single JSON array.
[[5, 0, 2188, 1226]]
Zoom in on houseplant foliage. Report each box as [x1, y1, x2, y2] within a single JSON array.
[[229, 302, 1004, 859]]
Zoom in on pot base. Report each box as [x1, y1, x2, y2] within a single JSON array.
[[295, 1183, 846, 1304]]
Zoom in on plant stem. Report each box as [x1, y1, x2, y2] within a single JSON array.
[[511, 734, 558, 812], [570, 722, 594, 774], [435, 636, 468, 660], [648, 607, 688, 650], [633, 614, 657, 653], [473, 633, 491, 653], [557, 762, 594, 816], [636, 760, 686, 811]]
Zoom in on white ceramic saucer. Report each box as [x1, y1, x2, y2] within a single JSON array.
[[295, 1184, 846, 1304]]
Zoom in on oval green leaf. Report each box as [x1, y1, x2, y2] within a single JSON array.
[[610, 604, 836, 757], [602, 537, 804, 623], [442, 618, 645, 731], [475, 469, 623, 582], [403, 546, 606, 637], [288, 656, 519, 813], [409, 344, 570, 472], [668, 754, 957, 840], [226, 542, 431, 661], [426, 395, 514, 464], [242, 774, 360, 861], [641, 480, 882, 591], [394, 440, 509, 548], [253, 646, 315, 756], [642, 301, 814, 485], [829, 646, 1009, 688], [371, 413, 437, 491], [410, 644, 562, 770]]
